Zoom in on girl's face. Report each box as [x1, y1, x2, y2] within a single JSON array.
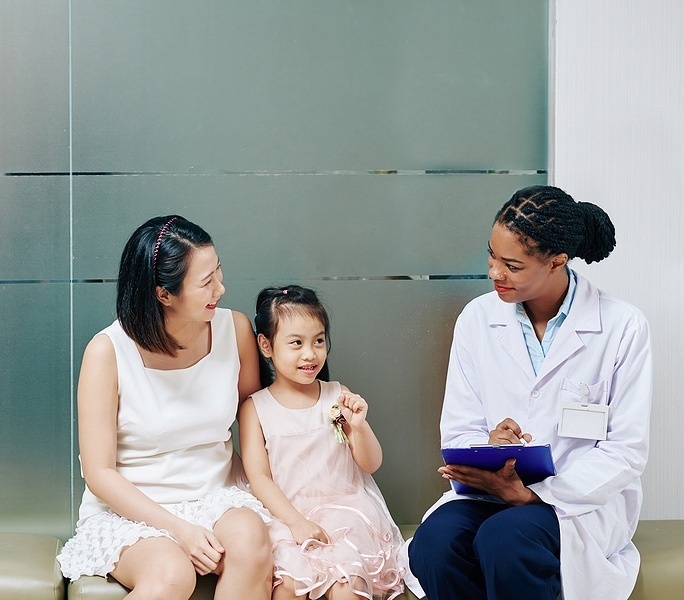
[[487, 223, 565, 305], [259, 310, 327, 387], [160, 244, 225, 322]]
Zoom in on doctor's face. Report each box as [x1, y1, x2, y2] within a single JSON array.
[[487, 223, 558, 304]]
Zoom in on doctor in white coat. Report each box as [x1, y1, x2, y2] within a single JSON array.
[[407, 185, 651, 600]]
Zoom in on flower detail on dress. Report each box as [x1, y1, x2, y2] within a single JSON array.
[[329, 404, 350, 445]]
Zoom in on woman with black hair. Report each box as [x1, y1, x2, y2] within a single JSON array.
[[407, 186, 652, 600], [58, 216, 273, 599]]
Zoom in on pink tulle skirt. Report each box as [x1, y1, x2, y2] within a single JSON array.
[[270, 500, 405, 599]]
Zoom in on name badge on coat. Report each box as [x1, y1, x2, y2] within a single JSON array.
[[558, 381, 609, 440]]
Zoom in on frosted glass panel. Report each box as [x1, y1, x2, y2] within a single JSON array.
[[72, 174, 546, 280], [0, 178, 70, 280], [71, 0, 547, 172], [0, 0, 70, 173], [1, 0, 547, 536], [0, 284, 72, 538]]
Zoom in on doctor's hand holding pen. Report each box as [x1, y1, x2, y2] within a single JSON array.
[[488, 418, 533, 445], [437, 418, 541, 506]]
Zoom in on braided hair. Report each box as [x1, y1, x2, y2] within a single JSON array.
[[494, 185, 616, 264]]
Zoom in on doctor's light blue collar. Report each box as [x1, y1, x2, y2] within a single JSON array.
[[516, 268, 577, 375]]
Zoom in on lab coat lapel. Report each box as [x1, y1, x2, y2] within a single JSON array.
[[536, 273, 602, 382], [489, 300, 536, 382]]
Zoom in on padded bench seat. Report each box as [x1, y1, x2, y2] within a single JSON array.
[[69, 554, 419, 599], [629, 520, 684, 599], [65, 520, 684, 599], [0, 533, 65, 600], [3, 520, 684, 599]]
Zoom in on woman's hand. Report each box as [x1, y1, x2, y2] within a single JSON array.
[[337, 391, 369, 428], [288, 518, 330, 545], [173, 521, 225, 575], [439, 459, 541, 506], [488, 418, 533, 445]]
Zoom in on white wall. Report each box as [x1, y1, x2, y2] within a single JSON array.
[[551, 0, 684, 519]]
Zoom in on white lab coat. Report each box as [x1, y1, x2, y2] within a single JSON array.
[[414, 272, 652, 600]]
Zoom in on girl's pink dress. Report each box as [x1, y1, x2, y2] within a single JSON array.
[[251, 381, 405, 599]]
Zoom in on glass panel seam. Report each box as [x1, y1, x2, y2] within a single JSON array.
[[3, 169, 548, 177], [0, 275, 489, 285], [68, 0, 75, 533]]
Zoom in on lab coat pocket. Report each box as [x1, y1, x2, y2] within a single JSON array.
[[559, 378, 608, 405]]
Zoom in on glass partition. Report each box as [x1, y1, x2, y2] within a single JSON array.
[[1, 0, 547, 538]]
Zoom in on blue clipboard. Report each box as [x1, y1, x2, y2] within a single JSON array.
[[441, 444, 556, 496]]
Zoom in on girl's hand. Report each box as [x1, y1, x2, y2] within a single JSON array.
[[488, 418, 533, 445], [289, 518, 330, 545], [173, 521, 225, 575], [337, 391, 368, 428]]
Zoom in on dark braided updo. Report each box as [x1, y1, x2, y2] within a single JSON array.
[[494, 185, 616, 264]]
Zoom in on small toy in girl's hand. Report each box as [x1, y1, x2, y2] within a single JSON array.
[[329, 404, 350, 445]]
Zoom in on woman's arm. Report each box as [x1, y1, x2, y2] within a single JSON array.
[[78, 334, 224, 574], [339, 386, 383, 474], [238, 398, 329, 544], [232, 310, 261, 404]]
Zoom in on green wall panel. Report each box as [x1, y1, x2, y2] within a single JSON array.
[[71, 0, 547, 172], [0, 284, 72, 538], [72, 173, 546, 280], [1, 0, 547, 538], [0, 0, 70, 173], [0, 177, 71, 280]]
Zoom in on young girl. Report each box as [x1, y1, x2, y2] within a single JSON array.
[[239, 285, 405, 600]]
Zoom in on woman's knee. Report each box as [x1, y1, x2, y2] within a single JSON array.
[[152, 556, 196, 591], [474, 505, 560, 571], [409, 519, 459, 577], [133, 568, 196, 600], [113, 538, 196, 599], [411, 509, 474, 564], [214, 508, 271, 564]]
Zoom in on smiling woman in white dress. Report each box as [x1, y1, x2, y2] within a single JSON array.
[[58, 215, 273, 600]]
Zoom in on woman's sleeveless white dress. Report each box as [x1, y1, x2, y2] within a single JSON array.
[[58, 308, 268, 580]]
